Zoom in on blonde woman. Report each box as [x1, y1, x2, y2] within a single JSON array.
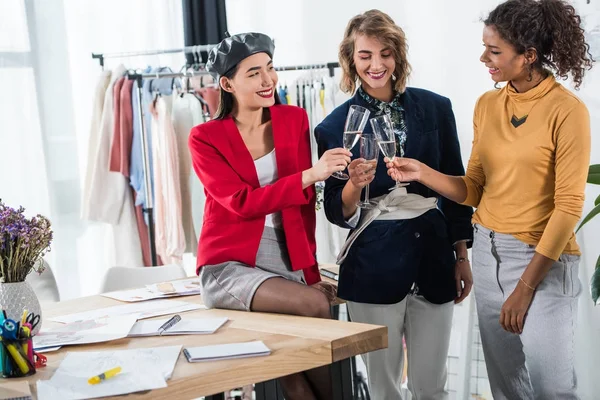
[[315, 10, 474, 400]]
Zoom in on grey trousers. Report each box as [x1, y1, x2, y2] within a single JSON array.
[[347, 295, 453, 400], [473, 224, 581, 400]]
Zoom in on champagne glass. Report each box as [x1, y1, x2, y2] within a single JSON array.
[[356, 134, 379, 209], [370, 114, 409, 190], [332, 105, 371, 180]]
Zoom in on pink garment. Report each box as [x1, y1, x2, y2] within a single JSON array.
[[198, 87, 219, 117], [110, 78, 134, 176], [109, 78, 125, 172], [112, 78, 162, 267], [150, 96, 185, 264], [133, 189, 163, 266], [171, 93, 204, 255]]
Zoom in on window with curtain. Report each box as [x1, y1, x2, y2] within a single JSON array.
[[1, 0, 188, 300]]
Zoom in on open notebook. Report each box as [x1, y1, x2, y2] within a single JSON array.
[[128, 317, 228, 337], [183, 340, 271, 363]]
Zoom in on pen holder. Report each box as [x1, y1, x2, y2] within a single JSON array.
[[1, 338, 35, 378]]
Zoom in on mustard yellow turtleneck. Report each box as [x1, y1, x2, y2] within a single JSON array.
[[461, 75, 591, 260]]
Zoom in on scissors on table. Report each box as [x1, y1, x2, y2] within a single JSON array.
[[25, 312, 40, 331]]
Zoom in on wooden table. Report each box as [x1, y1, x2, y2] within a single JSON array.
[[18, 291, 386, 399]]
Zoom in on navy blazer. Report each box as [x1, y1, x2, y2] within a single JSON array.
[[315, 88, 474, 305]]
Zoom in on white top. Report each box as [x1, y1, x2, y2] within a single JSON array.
[[254, 149, 282, 229]]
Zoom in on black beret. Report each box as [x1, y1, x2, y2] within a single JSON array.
[[206, 32, 275, 79]]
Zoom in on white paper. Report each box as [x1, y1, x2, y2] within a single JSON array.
[[50, 300, 204, 324], [184, 340, 271, 362], [33, 315, 137, 349], [128, 317, 228, 337], [146, 277, 201, 295], [37, 369, 166, 400], [101, 287, 180, 302], [33, 346, 62, 353], [36, 346, 181, 400]]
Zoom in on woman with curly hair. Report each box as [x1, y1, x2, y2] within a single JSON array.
[[387, 0, 593, 398]]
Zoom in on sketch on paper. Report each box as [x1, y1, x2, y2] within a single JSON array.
[[36, 346, 181, 400], [33, 315, 137, 349]]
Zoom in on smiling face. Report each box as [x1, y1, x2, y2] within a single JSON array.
[[480, 25, 529, 84], [219, 52, 278, 111], [353, 34, 396, 96]]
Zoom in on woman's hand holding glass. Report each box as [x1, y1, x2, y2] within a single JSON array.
[[308, 148, 352, 183], [348, 158, 376, 189], [385, 157, 423, 183]]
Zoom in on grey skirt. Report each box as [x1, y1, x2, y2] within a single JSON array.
[[199, 226, 306, 311]]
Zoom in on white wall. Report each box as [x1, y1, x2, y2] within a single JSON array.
[[226, 1, 600, 398]]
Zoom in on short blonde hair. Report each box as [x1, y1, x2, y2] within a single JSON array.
[[339, 10, 411, 94]]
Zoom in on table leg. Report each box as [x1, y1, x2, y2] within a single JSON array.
[[204, 393, 225, 400], [255, 379, 284, 400], [331, 358, 353, 400], [331, 304, 340, 320]]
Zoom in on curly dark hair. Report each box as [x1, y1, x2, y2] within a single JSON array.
[[485, 0, 594, 89]]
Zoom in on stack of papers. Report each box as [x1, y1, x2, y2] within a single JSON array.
[[102, 278, 201, 302], [183, 340, 271, 363], [49, 300, 203, 324], [128, 317, 228, 337], [36, 346, 181, 400]]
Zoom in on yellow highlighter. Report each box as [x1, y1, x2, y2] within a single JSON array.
[[20, 310, 28, 327], [88, 366, 122, 385]]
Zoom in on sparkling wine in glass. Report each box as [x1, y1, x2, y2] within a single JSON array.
[[356, 134, 379, 209], [370, 114, 409, 190], [332, 105, 371, 180]]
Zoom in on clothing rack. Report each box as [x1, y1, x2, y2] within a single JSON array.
[[275, 62, 339, 77], [128, 69, 213, 266], [92, 44, 217, 69], [92, 45, 340, 265]]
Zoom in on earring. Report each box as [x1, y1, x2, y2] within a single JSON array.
[[494, 82, 501, 90], [391, 74, 397, 81], [526, 64, 533, 82]]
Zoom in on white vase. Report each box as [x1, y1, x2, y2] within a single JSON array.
[[0, 281, 42, 335]]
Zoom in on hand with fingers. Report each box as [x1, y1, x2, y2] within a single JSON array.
[[454, 258, 473, 304], [500, 280, 535, 334], [310, 148, 352, 182], [385, 157, 422, 183], [311, 281, 338, 304], [348, 158, 376, 188]]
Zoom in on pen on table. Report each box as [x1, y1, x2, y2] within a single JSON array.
[[88, 366, 122, 385], [158, 314, 181, 336]]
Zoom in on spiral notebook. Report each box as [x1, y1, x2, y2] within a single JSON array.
[[0, 381, 32, 400], [128, 317, 228, 337], [183, 340, 271, 362]]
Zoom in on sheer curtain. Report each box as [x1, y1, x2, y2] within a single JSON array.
[[0, 0, 52, 265], [0, 0, 187, 300]]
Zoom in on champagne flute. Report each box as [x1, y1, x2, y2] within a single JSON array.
[[356, 134, 379, 209], [332, 105, 371, 180], [370, 114, 409, 190]]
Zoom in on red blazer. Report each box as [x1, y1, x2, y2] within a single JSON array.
[[189, 105, 320, 285]]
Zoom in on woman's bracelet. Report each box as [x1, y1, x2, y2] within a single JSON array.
[[519, 277, 536, 291]]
